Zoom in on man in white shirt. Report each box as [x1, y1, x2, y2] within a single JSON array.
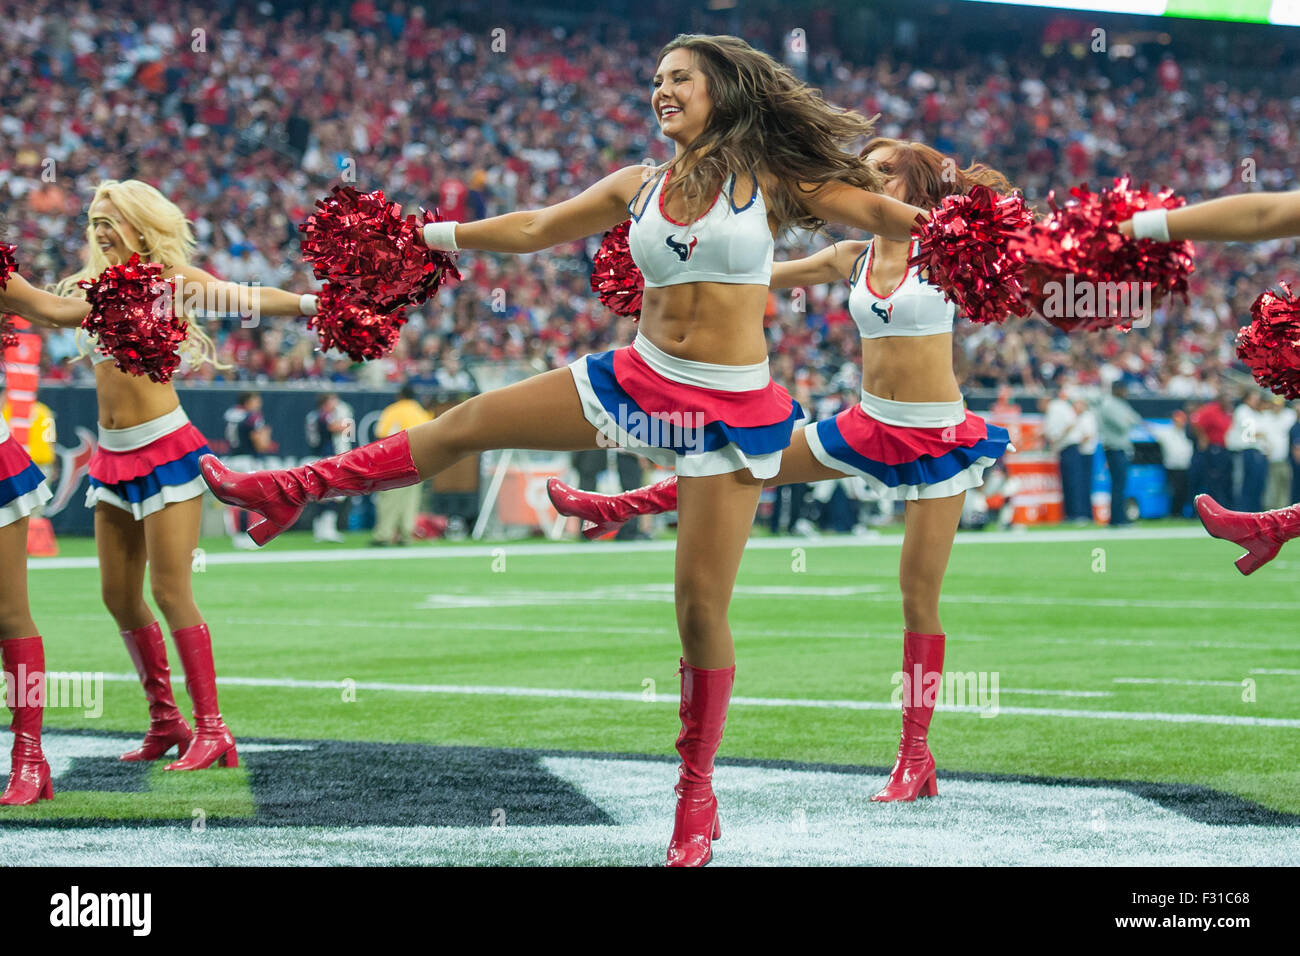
[[1227, 392, 1269, 513], [1042, 390, 1085, 522], [1261, 395, 1297, 511], [1153, 410, 1194, 518], [1064, 398, 1099, 523]]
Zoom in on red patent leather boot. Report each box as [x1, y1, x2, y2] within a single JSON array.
[[119, 621, 192, 762], [1, 636, 52, 805], [164, 624, 238, 771], [872, 630, 945, 803], [200, 431, 420, 546], [546, 475, 678, 540], [667, 658, 733, 867], [1196, 494, 1300, 575]]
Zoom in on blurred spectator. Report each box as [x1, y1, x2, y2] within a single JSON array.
[[1095, 381, 1141, 526], [305, 391, 354, 542], [1227, 391, 1269, 514], [222, 390, 272, 548], [1192, 394, 1233, 508], [1291, 408, 1300, 505], [1155, 409, 1194, 519], [3, 1, 1295, 404], [372, 383, 431, 546], [1261, 395, 1296, 511], [1042, 388, 1087, 522], [224, 391, 272, 455], [1067, 397, 1099, 522]]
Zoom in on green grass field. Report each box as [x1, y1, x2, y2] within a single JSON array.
[[4, 522, 1299, 865]]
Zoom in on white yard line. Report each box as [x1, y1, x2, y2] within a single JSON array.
[[28, 525, 1215, 571], [1113, 678, 1248, 687], [91, 672, 1299, 728]]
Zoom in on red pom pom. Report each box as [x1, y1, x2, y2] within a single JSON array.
[[78, 255, 188, 383], [590, 220, 643, 320], [299, 186, 461, 313], [1010, 176, 1195, 333], [306, 283, 409, 362], [0, 242, 17, 350], [1237, 282, 1300, 400], [909, 186, 1036, 325], [0, 242, 17, 290]]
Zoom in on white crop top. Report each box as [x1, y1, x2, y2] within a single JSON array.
[[848, 239, 955, 339], [626, 168, 773, 288]]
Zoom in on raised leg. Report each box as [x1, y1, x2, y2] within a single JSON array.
[[203, 369, 603, 545]]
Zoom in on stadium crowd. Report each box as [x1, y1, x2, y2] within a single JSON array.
[[3, 0, 1299, 410]]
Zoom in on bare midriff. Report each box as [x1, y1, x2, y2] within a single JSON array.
[[860, 333, 962, 403], [637, 281, 772, 366]]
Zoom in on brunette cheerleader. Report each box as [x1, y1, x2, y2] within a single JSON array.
[[199, 34, 929, 864], [550, 139, 1015, 801]]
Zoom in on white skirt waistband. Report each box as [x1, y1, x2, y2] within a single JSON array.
[[97, 406, 191, 452], [632, 332, 770, 392], [858, 389, 966, 428]]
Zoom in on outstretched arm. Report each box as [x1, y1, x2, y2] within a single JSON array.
[[795, 180, 928, 241], [0, 274, 91, 327], [168, 264, 314, 319], [1121, 190, 1300, 242], [770, 241, 865, 290], [425, 165, 646, 254]]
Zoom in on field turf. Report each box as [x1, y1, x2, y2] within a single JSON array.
[[4, 522, 1298, 865]]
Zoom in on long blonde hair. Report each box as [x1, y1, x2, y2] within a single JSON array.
[[654, 34, 883, 235], [58, 180, 220, 370]]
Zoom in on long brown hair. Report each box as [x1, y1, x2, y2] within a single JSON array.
[[861, 137, 1013, 208], [655, 34, 882, 234]]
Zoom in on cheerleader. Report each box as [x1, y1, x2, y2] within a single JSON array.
[[198, 34, 929, 865], [1121, 191, 1300, 573], [0, 252, 91, 803], [41, 180, 321, 769], [550, 139, 1014, 802]]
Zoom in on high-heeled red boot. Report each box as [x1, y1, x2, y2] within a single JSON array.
[[119, 621, 192, 762], [164, 624, 238, 771], [200, 432, 420, 546], [667, 658, 734, 867], [546, 475, 678, 540], [1196, 494, 1300, 575], [872, 630, 945, 803], [1, 636, 53, 805]]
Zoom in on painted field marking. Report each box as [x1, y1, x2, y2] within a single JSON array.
[[27, 525, 1216, 571], [1114, 678, 1247, 687], [91, 673, 1299, 728], [197, 616, 1299, 653]]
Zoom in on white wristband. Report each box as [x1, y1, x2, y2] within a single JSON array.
[[300, 293, 320, 316], [421, 221, 459, 251], [1131, 209, 1170, 242]]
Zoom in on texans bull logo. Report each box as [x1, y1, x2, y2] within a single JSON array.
[[665, 234, 699, 262], [44, 427, 97, 517], [871, 302, 893, 323]]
